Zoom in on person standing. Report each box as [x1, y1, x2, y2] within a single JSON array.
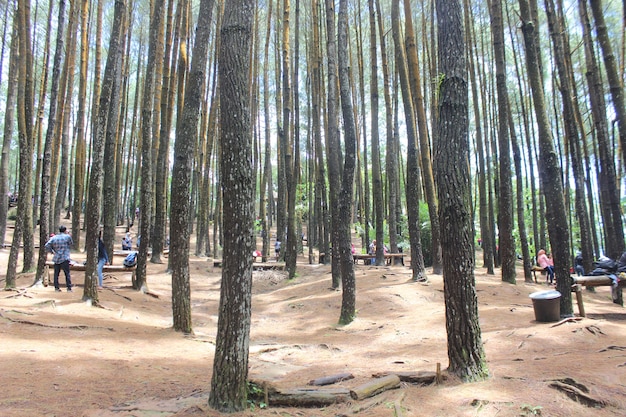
[[97, 231, 110, 288], [45, 225, 74, 292], [274, 240, 281, 261]]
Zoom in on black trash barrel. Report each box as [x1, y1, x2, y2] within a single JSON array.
[[529, 290, 561, 322]]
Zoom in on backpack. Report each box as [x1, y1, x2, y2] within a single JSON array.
[[123, 251, 138, 267]]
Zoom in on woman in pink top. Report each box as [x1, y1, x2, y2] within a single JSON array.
[[537, 249, 555, 284]]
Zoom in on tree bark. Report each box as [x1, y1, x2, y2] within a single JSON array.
[[83, 0, 126, 305], [392, 0, 426, 282], [490, 0, 516, 284], [403, 0, 442, 274], [135, 0, 166, 291], [208, 0, 255, 411], [35, 0, 66, 285], [337, 0, 357, 325], [435, 0, 488, 381], [325, 0, 342, 288], [170, 0, 214, 334], [519, 0, 572, 316], [0, 23, 18, 250]]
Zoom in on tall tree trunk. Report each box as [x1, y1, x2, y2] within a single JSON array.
[[490, 0, 516, 284], [463, 0, 493, 273], [208, 0, 254, 411], [325, 0, 342, 288], [71, 0, 90, 250], [546, 0, 593, 276], [579, 1, 625, 260], [170, 0, 214, 333], [35, 0, 66, 284], [101, 0, 126, 266], [376, 0, 398, 260], [392, 0, 426, 282], [403, 0, 442, 274], [8, 0, 36, 285], [0, 24, 18, 249], [368, 0, 384, 266], [259, 0, 273, 262], [519, 0, 572, 316], [152, 0, 181, 264], [589, 0, 626, 173], [52, 0, 78, 233], [337, 0, 357, 324], [435, 0, 488, 382], [282, 0, 298, 279], [83, 0, 126, 305], [135, 0, 166, 291]]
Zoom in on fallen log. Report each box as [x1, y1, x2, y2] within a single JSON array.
[[308, 372, 354, 386], [264, 387, 351, 407], [371, 371, 446, 385], [349, 374, 401, 400]]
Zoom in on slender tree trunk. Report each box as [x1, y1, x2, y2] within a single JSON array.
[[376, 0, 398, 260], [589, 0, 626, 172], [0, 24, 18, 249], [463, 0, 493, 273], [368, 0, 384, 266], [519, 0, 572, 316], [403, 0, 442, 274], [547, 0, 593, 276], [392, 0, 425, 282], [135, 0, 166, 291], [170, 0, 214, 333], [337, 0, 357, 324], [8, 0, 36, 284], [34, 0, 66, 284], [83, 0, 126, 305], [325, 0, 342, 288], [208, 0, 255, 410], [490, 0, 516, 284], [71, 0, 90, 251]]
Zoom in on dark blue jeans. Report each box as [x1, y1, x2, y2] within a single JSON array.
[[54, 260, 72, 290]]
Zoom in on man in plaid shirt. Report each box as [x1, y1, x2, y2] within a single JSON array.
[[45, 225, 74, 292]]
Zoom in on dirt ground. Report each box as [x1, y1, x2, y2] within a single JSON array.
[[1, 229, 626, 417]]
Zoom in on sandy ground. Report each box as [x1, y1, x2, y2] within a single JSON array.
[[1, 230, 626, 417]]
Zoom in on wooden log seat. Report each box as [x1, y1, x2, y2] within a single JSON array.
[[570, 274, 625, 317], [352, 253, 405, 266], [44, 260, 136, 286]]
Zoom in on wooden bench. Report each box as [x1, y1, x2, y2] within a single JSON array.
[[352, 253, 405, 266], [570, 274, 625, 317], [45, 261, 137, 285], [213, 259, 285, 271], [531, 265, 546, 283]]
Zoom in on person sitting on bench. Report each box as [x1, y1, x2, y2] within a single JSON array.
[[122, 233, 132, 250], [537, 249, 555, 285]]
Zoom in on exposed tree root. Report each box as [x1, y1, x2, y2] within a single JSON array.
[[549, 378, 607, 408]]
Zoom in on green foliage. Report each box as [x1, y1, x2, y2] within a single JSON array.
[[246, 381, 267, 410], [8, 207, 17, 221], [418, 202, 432, 266]]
